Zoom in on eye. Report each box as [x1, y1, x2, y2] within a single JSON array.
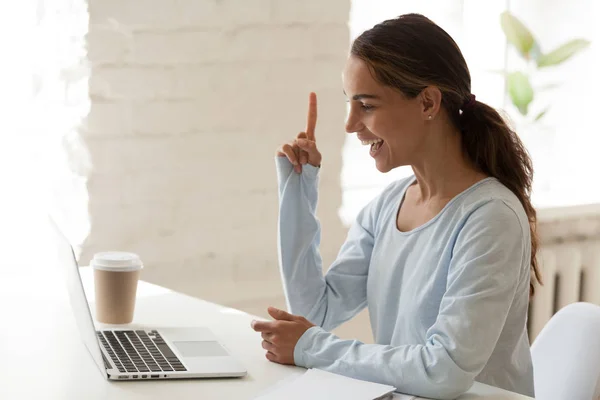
[[361, 103, 375, 112]]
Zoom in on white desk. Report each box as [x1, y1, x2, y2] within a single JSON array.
[[0, 267, 533, 399]]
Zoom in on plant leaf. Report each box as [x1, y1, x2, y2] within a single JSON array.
[[537, 39, 591, 67], [507, 71, 534, 116], [500, 11, 536, 59], [534, 107, 549, 121]]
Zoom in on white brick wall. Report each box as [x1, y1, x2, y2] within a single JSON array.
[[82, 0, 351, 313]]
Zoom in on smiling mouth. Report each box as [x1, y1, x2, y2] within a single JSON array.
[[361, 138, 384, 153]]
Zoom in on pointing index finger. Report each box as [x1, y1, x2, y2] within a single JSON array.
[[306, 92, 317, 142]]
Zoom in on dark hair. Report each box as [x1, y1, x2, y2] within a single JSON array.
[[351, 13, 541, 295]]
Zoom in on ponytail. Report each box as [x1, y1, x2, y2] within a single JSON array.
[[460, 101, 541, 296]]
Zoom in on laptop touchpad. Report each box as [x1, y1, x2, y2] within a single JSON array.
[[173, 341, 229, 357]]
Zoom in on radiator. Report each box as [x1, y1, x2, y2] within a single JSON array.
[[528, 238, 600, 341]]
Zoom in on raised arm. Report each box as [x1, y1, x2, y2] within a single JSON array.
[[275, 92, 380, 330], [276, 155, 378, 330]]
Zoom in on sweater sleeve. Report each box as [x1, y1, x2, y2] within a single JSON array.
[[292, 200, 528, 400], [276, 156, 377, 331]]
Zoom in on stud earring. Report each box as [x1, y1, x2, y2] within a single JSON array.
[[428, 115, 433, 120]]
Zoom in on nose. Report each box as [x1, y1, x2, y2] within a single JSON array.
[[345, 106, 364, 134]]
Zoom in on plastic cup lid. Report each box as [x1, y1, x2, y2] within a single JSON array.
[[91, 252, 143, 272]]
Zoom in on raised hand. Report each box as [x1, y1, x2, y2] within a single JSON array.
[[276, 92, 322, 173]]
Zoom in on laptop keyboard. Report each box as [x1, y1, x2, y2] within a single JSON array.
[[96, 330, 187, 373]]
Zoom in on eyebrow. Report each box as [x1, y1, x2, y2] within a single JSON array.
[[343, 90, 381, 101]]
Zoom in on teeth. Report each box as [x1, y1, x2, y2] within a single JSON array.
[[361, 139, 383, 146]]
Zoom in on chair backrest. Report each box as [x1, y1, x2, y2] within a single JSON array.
[[531, 302, 600, 400]]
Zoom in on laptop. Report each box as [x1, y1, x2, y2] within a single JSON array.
[[50, 219, 247, 380]]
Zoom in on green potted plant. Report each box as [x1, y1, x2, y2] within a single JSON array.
[[500, 11, 590, 122], [499, 11, 591, 198]]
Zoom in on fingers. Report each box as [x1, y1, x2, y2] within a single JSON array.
[[299, 149, 308, 165], [306, 92, 317, 142], [277, 143, 299, 166], [261, 334, 278, 363], [276, 92, 319, 172], [261, 332, 275, 343], [251, 320, 277, 333], [295, 132, 308, 165], [265, 351, 278, 363], [262, 340, 275, 352], [268, 307, 296, 322], [295, 139, 317, 152], [292, 144, 301, 172], [277, 139, 306, 173]]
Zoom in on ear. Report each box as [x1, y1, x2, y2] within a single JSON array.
[[419, 86, 442, 120]]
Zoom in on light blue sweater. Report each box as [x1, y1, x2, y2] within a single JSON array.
[[275, 157, 534, 399]]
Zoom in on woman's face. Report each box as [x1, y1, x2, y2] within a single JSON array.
[[342, 55, 429, 173]]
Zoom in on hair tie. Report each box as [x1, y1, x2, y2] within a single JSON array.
[[462, 94, 476, 110]]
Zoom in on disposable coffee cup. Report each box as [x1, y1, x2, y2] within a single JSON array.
[[91, 252, 143, 324]]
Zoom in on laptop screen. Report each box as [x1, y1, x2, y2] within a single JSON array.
[[50, 218, 106, 376]]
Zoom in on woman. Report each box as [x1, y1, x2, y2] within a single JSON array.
[[251, 13, 539, 399]]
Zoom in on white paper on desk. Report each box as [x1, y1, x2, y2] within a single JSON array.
[[253, 368, 398, 400]]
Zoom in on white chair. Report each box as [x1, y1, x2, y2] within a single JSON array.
[[531, 302, 600, 400]]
